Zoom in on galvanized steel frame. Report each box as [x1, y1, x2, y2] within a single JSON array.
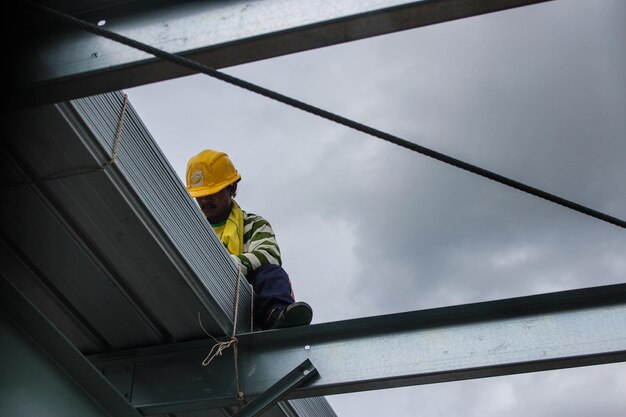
[[13, 0, 551, 109], [8, 1, 623, 416], [90, 284, 626, 415]]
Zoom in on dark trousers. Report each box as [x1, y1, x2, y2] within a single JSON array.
[[246, 264, 295, 321]]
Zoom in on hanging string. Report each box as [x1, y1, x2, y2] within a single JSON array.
[[104, 93, 128, 168], [249, 283, 254, 332], [22, 1, 626, 230], [199, 266, 247, 409]]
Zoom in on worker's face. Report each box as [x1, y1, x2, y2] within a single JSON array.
[[196, 187, 232, 224]]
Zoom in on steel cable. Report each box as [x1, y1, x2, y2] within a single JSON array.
[[25, 1, 626, 229]]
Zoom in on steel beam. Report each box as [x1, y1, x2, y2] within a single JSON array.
[[0, 276, 141, 417], [233, 359, 318, 417], [12, 0, 551, 109], [90, 283, 626, 415]]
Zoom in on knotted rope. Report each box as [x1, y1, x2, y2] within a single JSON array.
[[199, 265, 249, 408]]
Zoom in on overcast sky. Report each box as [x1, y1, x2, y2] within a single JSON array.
[[125, 0, 626, 415]]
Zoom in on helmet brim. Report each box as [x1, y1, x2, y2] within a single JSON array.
[[187, 175, 241, 198]]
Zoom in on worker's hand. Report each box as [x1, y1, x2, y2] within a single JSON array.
[[230, 254, 246, 275]]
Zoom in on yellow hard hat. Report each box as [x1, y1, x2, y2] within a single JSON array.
[[186, 149, 241, 198]]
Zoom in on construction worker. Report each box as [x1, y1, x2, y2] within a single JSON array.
[[186, 149, 313, 330]]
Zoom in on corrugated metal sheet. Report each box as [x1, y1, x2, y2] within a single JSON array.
[[1, 91, 335, 416], [2, 91, 250, 351], [284, 397, 339, 416], [72, 94, 249, 328]]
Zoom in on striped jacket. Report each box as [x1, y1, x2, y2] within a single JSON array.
[[230, 211, 282, 276]]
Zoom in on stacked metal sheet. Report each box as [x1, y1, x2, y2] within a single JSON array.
[[285, 397, 339, 416], [71, 91, 255, 337], [2, 91, 251, 351]]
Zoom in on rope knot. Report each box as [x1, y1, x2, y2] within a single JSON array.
[[198, 266, 247, 409], [201, 336, 238, 367]]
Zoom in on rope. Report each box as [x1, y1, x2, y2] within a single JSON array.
[[250, 283, 254, 332], [104, 93, 128, 168], [23, 1, 626, 230], [4, 93, 129, 187], [199, 266, 246, 409]]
